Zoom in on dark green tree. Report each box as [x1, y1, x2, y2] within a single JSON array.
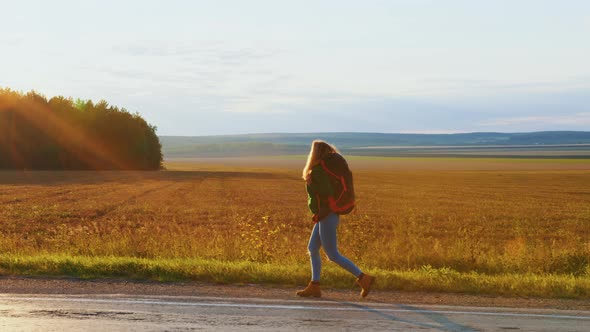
[[0, 88, 163, 170]]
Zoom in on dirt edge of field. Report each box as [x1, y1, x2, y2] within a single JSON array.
[[0, 276, 588, 311]]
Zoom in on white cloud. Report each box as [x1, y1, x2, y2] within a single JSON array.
[[0, 37, 22, 46], [480, 113, 590, 127]]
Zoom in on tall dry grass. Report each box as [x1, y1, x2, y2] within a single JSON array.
[[0, 158, 589, 295]]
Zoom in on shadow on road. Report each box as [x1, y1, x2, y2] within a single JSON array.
[[336, 301, 478, 332]]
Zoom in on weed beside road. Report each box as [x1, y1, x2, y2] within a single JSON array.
[[0, 157, 588, 298]]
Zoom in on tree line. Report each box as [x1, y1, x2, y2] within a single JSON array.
[[0, 88, 163, 170]]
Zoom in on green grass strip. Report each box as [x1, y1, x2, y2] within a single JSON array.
[[0, 255, 588, 299]]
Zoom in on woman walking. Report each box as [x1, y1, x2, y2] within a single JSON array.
[[296, 140, 375, 298]]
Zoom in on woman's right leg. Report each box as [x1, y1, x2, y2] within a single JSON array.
[[318, 213, 362, 278], [307, 222, 322, 281]]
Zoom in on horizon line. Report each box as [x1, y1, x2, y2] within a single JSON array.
[[158, 130, 590, 137]]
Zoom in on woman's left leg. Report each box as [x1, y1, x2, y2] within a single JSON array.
[[318, 213, 362, 277], [307, 222, 322, 282]]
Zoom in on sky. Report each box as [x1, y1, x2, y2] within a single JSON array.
[[1, 0, 589, 135]]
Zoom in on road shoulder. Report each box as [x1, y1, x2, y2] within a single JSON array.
[[0, 276, 588, 311]]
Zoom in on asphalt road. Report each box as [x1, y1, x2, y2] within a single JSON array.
[[1, 294, 589, 331]]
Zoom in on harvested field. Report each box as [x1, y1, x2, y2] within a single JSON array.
[[0, 157, 589, 298]]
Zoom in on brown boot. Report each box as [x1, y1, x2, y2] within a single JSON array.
[[356, 273, 375, 298], [296, 281, 321, 297]]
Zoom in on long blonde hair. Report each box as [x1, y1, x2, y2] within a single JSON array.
[[302, 140, 339, 180]]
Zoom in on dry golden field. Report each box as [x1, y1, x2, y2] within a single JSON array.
[[0, 156, 589, 297], [2, 156, 589, 271]]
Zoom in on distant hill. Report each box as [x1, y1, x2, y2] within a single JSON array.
[[160, 131, 590, 158]]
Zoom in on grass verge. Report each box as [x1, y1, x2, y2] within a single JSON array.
[[0, 255, 588, 299]]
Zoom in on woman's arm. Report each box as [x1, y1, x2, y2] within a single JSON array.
[[306, 183, 319, 214], [308, 165, 332, 197], [306, 165, 333, 221]]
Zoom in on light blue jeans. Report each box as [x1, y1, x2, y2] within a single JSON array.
[[308, 213, 362, 281]]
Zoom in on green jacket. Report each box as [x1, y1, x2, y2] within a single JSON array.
[[306, 163, 334, 217]]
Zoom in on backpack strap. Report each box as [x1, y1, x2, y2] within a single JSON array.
[[320, 159, 347, 201], [320, 159, 347, 187], [319, 159, 339, 178]]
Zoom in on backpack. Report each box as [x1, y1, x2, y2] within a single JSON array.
[[320, 153, 355, 215]]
